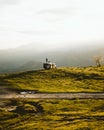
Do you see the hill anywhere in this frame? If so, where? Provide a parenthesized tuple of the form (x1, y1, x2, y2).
(1, 66, 104, 93)
(0, 66, 104, 130)
(0, 43, 104, 73)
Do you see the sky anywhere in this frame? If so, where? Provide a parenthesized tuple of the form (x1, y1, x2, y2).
(0, 0, 104, 50)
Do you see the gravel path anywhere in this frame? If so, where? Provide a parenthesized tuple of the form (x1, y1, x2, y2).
(0, 92, 104, 99)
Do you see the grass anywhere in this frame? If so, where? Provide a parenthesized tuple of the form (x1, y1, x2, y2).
(0, 99, 104, 130)
(0, 66, 104, 129)
(0, 66, 104, 92)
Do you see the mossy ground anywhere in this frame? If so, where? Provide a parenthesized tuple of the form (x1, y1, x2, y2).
(0, 66, 104, 92)
(0, 66, 104, 129)
(0, 99, 104, 130)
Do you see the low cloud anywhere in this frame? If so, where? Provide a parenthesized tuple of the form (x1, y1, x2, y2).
(17, 30, 55, 35)
(0, 0, 20, 6)
(37, 7, 77, 15)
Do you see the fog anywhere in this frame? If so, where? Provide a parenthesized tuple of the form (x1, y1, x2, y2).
(0, 0, 104, 50)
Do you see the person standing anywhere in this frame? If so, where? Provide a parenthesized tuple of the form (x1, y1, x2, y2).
(46, 58, 48, 63)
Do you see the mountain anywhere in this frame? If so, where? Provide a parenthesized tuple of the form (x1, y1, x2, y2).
(15, 61, 43, 72)
(0, 43, 104, 73)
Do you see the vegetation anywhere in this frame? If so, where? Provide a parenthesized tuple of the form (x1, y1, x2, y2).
(0, 99, 104, 130)
(0, 66, 104, 129)
(0, 66, 104, 92)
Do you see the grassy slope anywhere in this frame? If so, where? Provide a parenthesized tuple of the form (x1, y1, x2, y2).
(0, 66, 104, 92)
(0, 66, 104, 129)
(0, 99, 104, 130)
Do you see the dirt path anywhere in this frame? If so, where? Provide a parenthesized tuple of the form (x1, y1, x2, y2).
(0, 93, 104, 99)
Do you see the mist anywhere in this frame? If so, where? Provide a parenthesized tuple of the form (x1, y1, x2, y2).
(0, 0, 104, 50)
(0, 0, 104, 73)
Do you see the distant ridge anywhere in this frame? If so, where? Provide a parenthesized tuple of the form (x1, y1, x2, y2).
(0, 43, 104, 73)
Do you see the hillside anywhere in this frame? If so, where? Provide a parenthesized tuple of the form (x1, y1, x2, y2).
(0, 66, 104, 93)
(0, 66, 104, 130)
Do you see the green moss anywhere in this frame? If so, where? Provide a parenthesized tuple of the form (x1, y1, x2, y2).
(1, 66, 104, 92)
(0, 99, 104, 130)
(0, 66, 104, 129)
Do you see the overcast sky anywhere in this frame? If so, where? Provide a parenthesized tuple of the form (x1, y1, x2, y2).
(0, 0, 104, 50)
